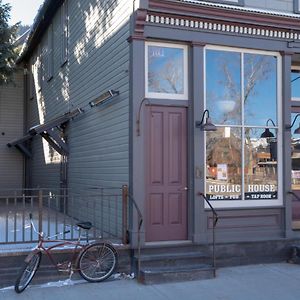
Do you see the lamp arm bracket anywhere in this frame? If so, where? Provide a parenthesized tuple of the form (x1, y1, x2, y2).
(136, 98, 152, 136)
(266, 118, 276, 127)
(199, 109, 209, 126)
(286, 113, 300, 129)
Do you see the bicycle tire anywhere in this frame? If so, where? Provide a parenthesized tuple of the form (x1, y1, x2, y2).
(78, 242, 117, 282)
(14, 252, 42, 293)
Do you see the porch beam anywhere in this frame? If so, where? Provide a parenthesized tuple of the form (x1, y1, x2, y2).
(15, 144, 32, 158)
(40, 132, 68, 155)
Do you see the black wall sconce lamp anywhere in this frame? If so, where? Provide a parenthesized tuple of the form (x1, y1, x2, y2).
(195, 109, 217, 131)
(260, 119, 276, 138)
(89, 90, 119, 107)
(286, 113, 300, 134)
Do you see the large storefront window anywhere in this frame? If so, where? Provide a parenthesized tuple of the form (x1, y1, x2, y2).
(205, 47, 281, 206)
(291, 110, 300, 228)
(291, 69, 300, 101)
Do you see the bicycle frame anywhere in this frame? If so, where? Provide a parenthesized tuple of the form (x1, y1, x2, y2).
(29, 238, 86, 273)
(26, 214, 89, 273)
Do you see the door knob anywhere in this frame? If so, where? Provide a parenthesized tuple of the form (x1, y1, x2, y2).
(178, 187, 188, 191)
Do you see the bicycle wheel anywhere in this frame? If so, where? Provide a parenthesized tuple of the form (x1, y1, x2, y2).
(15, 252, 41, 293)
(78, 242, 117, 282)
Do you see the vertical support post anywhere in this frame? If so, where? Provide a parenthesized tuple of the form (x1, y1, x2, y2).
(192, 42, 207, 243)
(281, 51, 293, 238)
(122, 185, 129, 244)
(38, 189, 43, 241)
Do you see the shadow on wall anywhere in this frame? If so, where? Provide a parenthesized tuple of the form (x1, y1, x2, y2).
(29, 0, 129, 187)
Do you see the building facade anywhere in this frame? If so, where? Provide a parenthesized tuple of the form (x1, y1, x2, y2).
(8, 0, 300, 252)
(0, 70, 25, 191)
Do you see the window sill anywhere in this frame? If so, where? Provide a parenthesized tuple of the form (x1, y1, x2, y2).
(204, 199, 283, 209)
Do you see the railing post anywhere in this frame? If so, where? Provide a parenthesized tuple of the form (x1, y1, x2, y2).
(212, 213, 216, 277)
(122, 185, 128, 244)
(38, 189, 43, 241)
(198, 192, 218, 277)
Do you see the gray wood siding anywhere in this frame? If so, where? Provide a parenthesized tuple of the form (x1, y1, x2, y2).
(26, 0, 131, 192)
(0, 70, 24, 190)
(205, 209, 284, 242)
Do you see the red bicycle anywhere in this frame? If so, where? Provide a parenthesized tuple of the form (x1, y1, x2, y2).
(14, 214, 118, 293)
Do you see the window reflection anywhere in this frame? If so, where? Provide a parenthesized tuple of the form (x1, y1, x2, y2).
(244, 54, 277, 126)
(148, 45, 184, 95)
(206, 50, 241, 125)
(291, 70, 300, 100)
(291, 112, 300, 228)
(291, 113, 300, 188)
(206, 128, 242, 200)
(244, 128, 278, 200)
(205, 48, 279, 202)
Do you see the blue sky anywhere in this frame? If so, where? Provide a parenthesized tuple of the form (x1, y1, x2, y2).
(5, 0, 44, 25)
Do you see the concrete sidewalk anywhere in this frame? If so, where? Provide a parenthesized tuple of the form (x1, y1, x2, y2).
(1, 263, 300, 300)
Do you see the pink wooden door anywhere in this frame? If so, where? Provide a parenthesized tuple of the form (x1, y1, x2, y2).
(145, 106, 187, 242)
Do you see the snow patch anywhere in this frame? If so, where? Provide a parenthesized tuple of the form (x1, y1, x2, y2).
(0, 286, 14, 291)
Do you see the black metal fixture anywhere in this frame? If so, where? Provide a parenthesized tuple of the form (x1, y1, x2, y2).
(260, 119, 276, 138)
(136, 98, 151, 136)
(286, 113, 300, 134)
(89, 90, 119, 107)
(195, 109, 217, 131)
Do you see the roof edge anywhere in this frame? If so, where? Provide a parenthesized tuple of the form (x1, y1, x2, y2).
(17, 0, 64, 64)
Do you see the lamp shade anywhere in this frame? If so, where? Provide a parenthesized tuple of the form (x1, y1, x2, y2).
(294, 123, 300, 134)
(195, 110, 217, 131)
(202, 118, 217, 131)
(260, 128, 274, 138)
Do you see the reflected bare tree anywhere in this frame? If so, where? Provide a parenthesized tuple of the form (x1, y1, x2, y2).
(148, 55, 183, 94)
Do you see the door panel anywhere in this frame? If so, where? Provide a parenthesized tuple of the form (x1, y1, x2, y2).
(145, 106, 187, 241)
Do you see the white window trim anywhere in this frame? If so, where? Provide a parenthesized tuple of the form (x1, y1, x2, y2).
(295, 0, 300, 13)
(292, 65, 300, 101)
(204, 45, 283, 209)
(145, 42, 188, 100)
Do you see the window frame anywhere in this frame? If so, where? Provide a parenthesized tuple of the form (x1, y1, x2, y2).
(47, 23, 54, 81)
(29, 58, 35, 100)
(291, 66, 300, 101)
(204, 45, 283, 208)
(145, 41, 188, 100)
(61, 0, 69, 66)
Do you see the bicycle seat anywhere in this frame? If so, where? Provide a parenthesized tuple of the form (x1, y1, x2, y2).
(76, 221, 92, 230)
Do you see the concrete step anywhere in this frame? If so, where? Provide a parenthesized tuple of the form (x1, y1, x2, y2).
(136, 251, 211, 268)
(139, 264, 215, 284)
(138, 243, 211, 256)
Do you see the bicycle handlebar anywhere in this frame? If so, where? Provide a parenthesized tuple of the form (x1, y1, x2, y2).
(29, 213, 71, 240)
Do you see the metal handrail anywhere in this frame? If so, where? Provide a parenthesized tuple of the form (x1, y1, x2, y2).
(288, 191, 300, 201)
(198, 192, 218, 277)
(127, 192, 143, 281)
